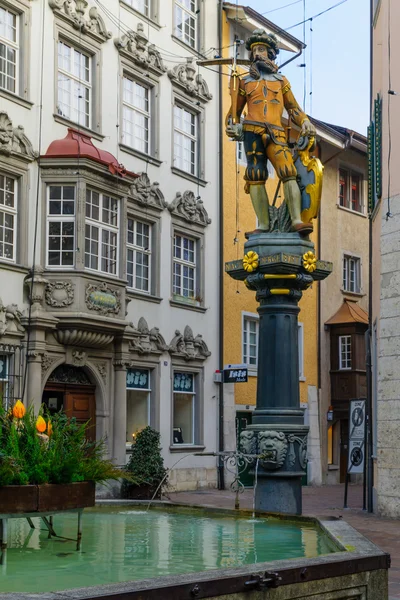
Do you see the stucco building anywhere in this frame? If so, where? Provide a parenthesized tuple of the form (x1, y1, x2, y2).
(0, 0, 222, 490)
(221, 4, 369, 487)
(370, 0, 400, 516)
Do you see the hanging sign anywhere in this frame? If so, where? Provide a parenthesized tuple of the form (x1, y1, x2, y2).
(223, 363, 248, 383)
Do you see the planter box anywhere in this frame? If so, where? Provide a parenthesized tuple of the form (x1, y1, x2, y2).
(0, 482, 95, 514)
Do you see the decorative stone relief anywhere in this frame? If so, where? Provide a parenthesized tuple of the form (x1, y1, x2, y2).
(72, 350, 87, 367)
(95, 361, 107, 382)
(168, 58, 212, 102)
(129, 172, 166, 211)
(239, 430, 257, 459)
(45, 281, 74, 308)
(287, 434, 308, 469)
(129, 317, 168, 356)
(47, 364, 92, 385)
(168, 191, 211, 227)
(41, 353, 59, 376)
(0, 113, 38, 160)
(85, 282, 121, 316)
(48, 0, 111, 43)
(114, 23, 166, 76)
(168, 325, 211, 362)
(0, 300, 24, 337)
(54, 329, 114, 348)
(258, 431, 288, 470)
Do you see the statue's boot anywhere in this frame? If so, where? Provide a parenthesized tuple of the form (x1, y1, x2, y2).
(247, 183, 270, 234)
(283, 178, 313, 235)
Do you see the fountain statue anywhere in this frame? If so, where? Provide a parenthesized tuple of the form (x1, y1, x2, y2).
(203, 29, 331, 515)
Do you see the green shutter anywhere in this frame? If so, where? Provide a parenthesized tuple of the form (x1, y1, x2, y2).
(368, 123, 375, 214)
(374, 95, 382, 200)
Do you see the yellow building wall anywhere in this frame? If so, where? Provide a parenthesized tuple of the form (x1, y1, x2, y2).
(221, 14, 318, 409)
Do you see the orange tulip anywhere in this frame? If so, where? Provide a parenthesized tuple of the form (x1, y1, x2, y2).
(12, 400, 26, 419)
(47, 421, 53, 436)
(36, 415, 47, 433)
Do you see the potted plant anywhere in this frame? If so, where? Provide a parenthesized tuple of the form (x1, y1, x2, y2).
(122, 426, 168, 500)
(0, 401, 131, 513)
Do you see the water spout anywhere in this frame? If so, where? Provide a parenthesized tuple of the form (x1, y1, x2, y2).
(253, 458, 260, 519)
(146, 453, 194, 512)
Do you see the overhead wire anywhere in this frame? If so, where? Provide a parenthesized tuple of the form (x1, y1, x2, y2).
(286, 0, 350, 30)
(261, 0, 304, 15)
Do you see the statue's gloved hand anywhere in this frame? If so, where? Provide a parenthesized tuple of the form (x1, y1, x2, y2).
(226, 123, 244, 141)
(301, 119, 316, 137)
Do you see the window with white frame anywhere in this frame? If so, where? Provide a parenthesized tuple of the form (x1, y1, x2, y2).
(127, 218, 151, 292)
(173, 104, 198, 175)
(0, 173, 17, 262)
(85, 189, 119, 275)
(298, 322, 304, 380)
(173, 233, 196, 298)
(343, 255, 361, 293)
(175, 0, 197, 48)
(57, 40, 91, 128)
(124, 0, 150, 16)
(339, 168, 363, 213)
(122, 76, 151, 154)
(339, 335, 352, 370)
(0, 5, 18, 93)
(173, 371, 195, 445)
(47, 185, 75, 267)
(243, 315, 258, 369)
(126, 367, 151, 446)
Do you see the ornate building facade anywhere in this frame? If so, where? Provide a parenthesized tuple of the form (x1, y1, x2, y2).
(0, 0, 221, 490)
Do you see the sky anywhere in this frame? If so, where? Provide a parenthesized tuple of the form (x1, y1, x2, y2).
(245, 0, 370, 135)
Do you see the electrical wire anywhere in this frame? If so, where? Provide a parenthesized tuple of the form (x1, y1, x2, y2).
(303, 0, 306, 109)
(286, 0, 350, 30)
(261, 0, 304, 15)
(309, 18, 313, 114)
(387, 0, 392, 219)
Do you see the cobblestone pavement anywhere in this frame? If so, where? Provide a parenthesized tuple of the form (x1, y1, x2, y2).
(166, 485, 400, 599)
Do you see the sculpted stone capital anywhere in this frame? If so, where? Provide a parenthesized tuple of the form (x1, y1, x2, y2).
(168, 58, 212, 102)
(114, 22, 166, 76)
(48, 0, 111, 43)
(0, 113, 38, 161)
(129, 172, 166, 211)
(168, 191, 211, 227)
(168, 325, 211, 362)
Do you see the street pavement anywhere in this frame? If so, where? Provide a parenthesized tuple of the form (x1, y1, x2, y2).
(167, 485, 400, 599)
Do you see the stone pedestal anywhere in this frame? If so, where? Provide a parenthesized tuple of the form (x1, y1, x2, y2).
(226, 232, 332, 515)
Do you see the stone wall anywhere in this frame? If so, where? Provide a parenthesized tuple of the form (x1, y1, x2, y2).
(168, 467, 218, 492)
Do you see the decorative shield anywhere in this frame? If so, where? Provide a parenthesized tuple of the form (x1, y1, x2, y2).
(294, 136, 324, 223)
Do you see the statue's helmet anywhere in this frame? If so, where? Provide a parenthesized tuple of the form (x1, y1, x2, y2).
(245, 29, 280, 59)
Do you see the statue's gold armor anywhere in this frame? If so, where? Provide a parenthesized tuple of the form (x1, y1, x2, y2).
(237, 75, 308, 188)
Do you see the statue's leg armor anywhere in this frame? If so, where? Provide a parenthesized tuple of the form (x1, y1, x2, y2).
(243, 128, 269, 230)
(283, 178, 302, 227)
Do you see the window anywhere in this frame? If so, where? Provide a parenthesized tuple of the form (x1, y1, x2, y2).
(243, 316, 258, 369)
(339, 335, 352, 370)
(343, 255, 361, 293)
(126, 368, 151, 446)
(0, 348, 22, 410)
(173, 233, 196, 298)
(122, 76, 151, 154)
(85, 189, 119, 275)
(47, 185, 75, 267)
(127, 218, 151, 292)
(0, 173, 16, 262)
(124, 0, 149, 15)
(175, 0, 197, 48)
(173, 104, 197, 175)
(0, 5, 18, 93)
(57, 40, 91, 128)
(173, 371, 195, 445)
(338, 168, 363, 213)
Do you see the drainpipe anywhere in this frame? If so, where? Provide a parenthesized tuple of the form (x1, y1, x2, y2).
(217, 0, 225, 490)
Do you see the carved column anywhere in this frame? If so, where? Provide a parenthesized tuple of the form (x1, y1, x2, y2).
(26, 353, 43, 411)
(112, 358, 127, 466)
(226, 232, 332, 515)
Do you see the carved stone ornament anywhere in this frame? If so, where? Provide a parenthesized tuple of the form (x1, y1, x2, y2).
(168, 58, 213, 102)
(54, 329, 114, 348)
(0, 112, 38, 161)
(258, 431, 288, 470)
(168, 325, 211, 362)
(114, 22, 166, 77)
(287, 434, 308, 469)
(85, 282, 121, 316)
(95, 361, 107, 382)
(239, 430, 257, 458)
(45, 281, 74, 308)
(47, 364, 92, 385)
(129, 317, 168, 356)
(72, 350, 87, 367)
(41, 353, 59, 376)
(168, 191, 211, 227)
(0, 299, 25, 338)
(129, 172, 166, 211)
(48, 0, 111, 43)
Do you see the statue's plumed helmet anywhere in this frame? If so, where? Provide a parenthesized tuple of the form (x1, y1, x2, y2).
(245, 29, 280, 57)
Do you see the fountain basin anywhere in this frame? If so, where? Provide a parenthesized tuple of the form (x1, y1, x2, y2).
(0, 503, 389, 599)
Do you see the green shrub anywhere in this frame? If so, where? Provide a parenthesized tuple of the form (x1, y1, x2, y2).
(0, 404, 134, 486)
(122, 426, 167, 499)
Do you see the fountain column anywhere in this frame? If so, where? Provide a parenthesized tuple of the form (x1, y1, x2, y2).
(226, 232, 331, 515)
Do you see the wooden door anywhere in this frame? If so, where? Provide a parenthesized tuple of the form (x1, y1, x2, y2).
(64, 391, 96, 442)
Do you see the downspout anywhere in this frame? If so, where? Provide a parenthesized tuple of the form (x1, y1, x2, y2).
(217, 0, 225, 490)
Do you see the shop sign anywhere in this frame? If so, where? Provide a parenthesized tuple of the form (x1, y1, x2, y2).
(173, 372, 194, 393)
(223, 364, 248, 383)
(89, 290, 118, 310)
(126, 368, 150, 390)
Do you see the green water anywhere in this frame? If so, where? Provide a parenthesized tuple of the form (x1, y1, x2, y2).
(0, 506, 337, 593)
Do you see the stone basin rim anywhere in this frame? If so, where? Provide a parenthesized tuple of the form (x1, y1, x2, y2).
(0, 500, 389, 600)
